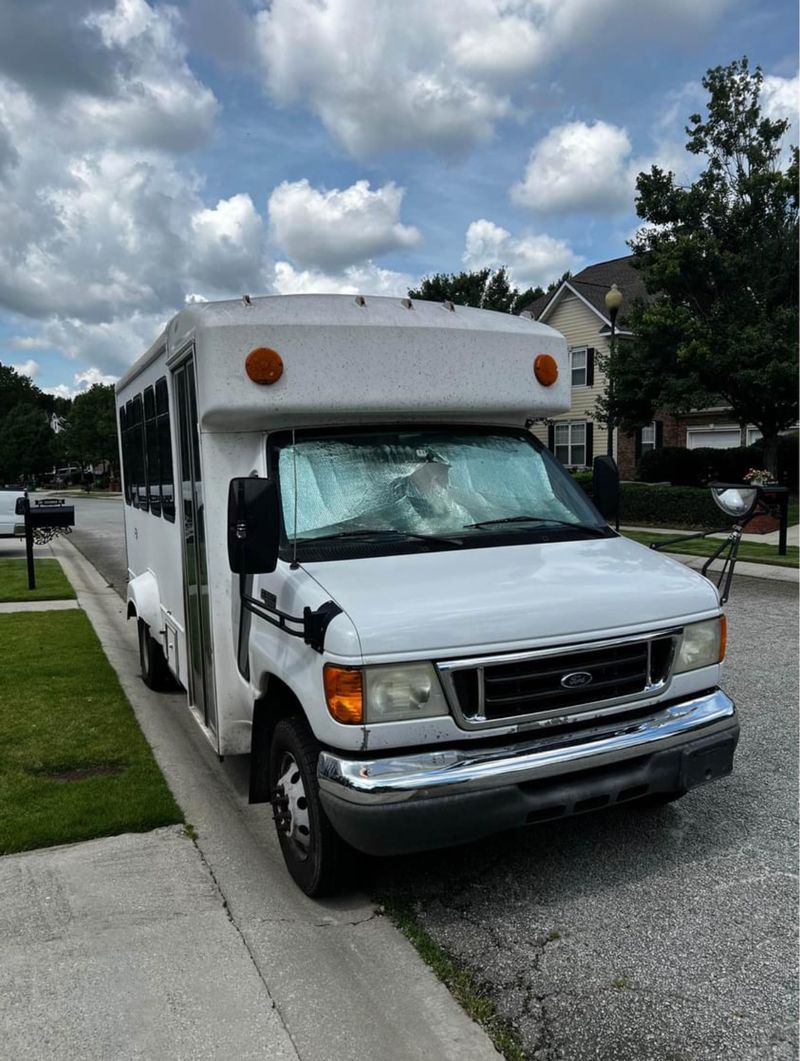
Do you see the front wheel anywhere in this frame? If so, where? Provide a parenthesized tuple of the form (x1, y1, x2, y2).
(269, 715, 346, 896)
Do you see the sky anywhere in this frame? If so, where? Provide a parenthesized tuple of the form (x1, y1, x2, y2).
(0, 0, 797, 398)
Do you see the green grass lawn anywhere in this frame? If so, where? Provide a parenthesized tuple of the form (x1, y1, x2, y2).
(0, 557, 76, 603)
(624, 530, 799, 569)
(0, 610, 182, 854)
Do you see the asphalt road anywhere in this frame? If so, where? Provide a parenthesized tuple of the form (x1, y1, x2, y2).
(67, 495, 798, 1061)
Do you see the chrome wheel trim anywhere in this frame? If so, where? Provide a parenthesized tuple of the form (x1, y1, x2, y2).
(275, 753, 311, 856)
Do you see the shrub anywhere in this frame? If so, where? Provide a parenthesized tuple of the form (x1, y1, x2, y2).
(618, 484, 722, 528)
(638, 447, 704, 486)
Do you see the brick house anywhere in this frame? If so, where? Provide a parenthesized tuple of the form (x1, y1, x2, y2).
(525, 256, 762, 478)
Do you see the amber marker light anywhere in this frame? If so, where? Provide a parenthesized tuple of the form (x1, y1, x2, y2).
(719, 614, 727, 663)
(245, 347, 283, 384)
(323, 665, 364, 724)
(534, 353, 558, 386)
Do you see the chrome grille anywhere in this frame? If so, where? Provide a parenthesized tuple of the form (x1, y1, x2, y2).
(439, 631, 678, 729)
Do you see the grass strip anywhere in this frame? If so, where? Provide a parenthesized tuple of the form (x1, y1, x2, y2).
(0, 557, 76, 602)
(623, 530, 799, 569)
(0, 610, 182, 854)
(382, 897, 526, 1061)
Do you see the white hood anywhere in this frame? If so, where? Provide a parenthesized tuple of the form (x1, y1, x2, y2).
(305, 536, 720, 660)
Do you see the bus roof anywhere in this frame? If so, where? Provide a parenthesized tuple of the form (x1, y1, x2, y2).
(116, 293, 570, 430)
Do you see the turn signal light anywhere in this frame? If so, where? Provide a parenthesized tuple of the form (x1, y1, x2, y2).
(534, 353, 558, 386)
(245, 347, 283, 384)
(323, 665, 363, 724)
(719, 614, 727, 662)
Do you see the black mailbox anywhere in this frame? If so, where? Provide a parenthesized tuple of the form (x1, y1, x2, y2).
(17, 496, 76, 590)
(27, 500, 75, 529)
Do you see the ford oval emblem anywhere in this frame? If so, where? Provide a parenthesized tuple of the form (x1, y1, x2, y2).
(560, 670, 593, 689)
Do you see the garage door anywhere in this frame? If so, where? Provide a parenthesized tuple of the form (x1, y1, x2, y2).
(686, 428, 741, 449)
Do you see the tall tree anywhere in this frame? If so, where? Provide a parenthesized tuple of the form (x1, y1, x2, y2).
(606, 58, 798, 473)
(0, 404, 53, 484)
(62, 384, 118, 480)
(409, 267, 556, 314)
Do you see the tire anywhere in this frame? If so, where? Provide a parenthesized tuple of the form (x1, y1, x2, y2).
(269, 715, 346, 897)
(137, 618, 174, 692)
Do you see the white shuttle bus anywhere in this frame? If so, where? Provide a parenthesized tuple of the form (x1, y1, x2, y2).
(116, 294, 738, 895)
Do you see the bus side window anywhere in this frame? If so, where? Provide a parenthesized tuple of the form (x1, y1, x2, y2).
(120, 405, 131, 506)
(155, 377, 175, 523)
(131, 394, 148, 512)
(144, 386, 161, 517)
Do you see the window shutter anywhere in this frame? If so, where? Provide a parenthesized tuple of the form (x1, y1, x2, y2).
(547, 424, 555, 451)
(655, 420, 664, 449)
(585, 422, 594, 467)
(586, 348, 595, 387)
(634, 428, 642, 462)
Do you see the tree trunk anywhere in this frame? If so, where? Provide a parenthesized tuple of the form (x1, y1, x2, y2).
(761, 434, 780, 479)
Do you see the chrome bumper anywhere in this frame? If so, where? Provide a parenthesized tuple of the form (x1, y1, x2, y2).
(318, 689, 736, 807)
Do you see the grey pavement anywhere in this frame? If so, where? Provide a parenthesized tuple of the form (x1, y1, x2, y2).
(35, 534, 498, 1061)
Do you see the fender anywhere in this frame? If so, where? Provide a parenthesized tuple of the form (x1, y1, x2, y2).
(127, 570, 162, 635)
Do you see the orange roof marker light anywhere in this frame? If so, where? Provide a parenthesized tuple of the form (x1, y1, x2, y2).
(245, 347, 284, 385)
(534, 353, 558, 387)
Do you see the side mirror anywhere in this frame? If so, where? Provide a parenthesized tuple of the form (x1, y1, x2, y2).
(227, 477, 280, 575)
(592, 455, 620, 524)
(15, 497, 27, 516)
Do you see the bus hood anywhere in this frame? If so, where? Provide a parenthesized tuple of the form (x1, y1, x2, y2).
(306, 536, 720, 661)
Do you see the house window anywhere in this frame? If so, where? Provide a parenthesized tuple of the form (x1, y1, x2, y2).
(571, 348, 587, 387)
(640, 422, 657, 453)
(555, 422, 586, 466)
(746, 426, 763, 446)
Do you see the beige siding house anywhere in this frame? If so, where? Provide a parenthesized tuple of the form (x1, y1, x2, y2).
(526, 256, 646, 468)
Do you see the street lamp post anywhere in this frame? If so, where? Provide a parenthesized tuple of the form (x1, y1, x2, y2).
(604, 283, 623, 459)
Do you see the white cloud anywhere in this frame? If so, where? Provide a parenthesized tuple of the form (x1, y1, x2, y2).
(463, 219, 579, 288)
(273, 261, 415, 297)
(43, 367, 119, 400)
(10, 358, 39, 379)
(761, 72, 799, 145)
(252, 0, 738, 158)
(511, 120, 636, 215)
(268, 179, 420, 270)
(7, 335, 50, 351)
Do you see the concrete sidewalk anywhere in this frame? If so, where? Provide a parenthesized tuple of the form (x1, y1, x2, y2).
(0, 538, 499, 1061)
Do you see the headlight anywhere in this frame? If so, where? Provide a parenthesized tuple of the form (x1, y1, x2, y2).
(323, 662, 450, 724)
(365, 663, 449, 723)
(673, 616, 726, 674)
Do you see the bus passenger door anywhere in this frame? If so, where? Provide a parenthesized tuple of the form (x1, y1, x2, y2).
(174, 358, 218, 736)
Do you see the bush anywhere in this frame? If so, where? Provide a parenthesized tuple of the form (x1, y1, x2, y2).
(574, 477, 723, 528)
(638, 447, 704, 486)
(749, 433, 798, 492)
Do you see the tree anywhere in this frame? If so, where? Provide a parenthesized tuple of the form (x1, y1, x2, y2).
(408, 267, 564, 314)
(62, 384, 118, 481)
(0, 404, 54, 484)
(606, 58, 798, 474)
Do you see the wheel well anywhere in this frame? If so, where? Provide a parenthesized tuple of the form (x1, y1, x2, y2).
(249, 676, 304, 804)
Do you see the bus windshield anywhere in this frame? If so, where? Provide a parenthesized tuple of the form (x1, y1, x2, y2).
(275, 428, 606, 551)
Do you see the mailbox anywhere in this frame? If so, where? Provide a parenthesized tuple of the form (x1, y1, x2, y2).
(16, 496, 76, 590)
(27, 499, 75, 529)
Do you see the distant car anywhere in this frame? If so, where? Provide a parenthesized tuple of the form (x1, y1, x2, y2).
(0, 490, 26, 537)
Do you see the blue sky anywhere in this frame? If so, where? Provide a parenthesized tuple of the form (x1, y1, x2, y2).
(0, 0, 796, 397)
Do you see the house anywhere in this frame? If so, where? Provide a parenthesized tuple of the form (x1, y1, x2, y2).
(526, 256, 762, 477)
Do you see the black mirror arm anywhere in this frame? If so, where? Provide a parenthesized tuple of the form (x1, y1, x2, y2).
(241, 592, 342, 653)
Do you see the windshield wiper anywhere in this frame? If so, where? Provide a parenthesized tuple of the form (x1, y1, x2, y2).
(297, 529, 464, 548)
(463, 515, 607, 536)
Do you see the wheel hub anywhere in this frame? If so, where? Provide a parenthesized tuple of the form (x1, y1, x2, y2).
(273, 755, 310, 853)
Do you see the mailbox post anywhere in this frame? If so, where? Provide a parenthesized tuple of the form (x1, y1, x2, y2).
(15, 496, 76, 589)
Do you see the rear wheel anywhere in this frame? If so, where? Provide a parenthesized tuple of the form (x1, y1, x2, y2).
(269, 715, 345, 897)
(137, 618, 174, 691)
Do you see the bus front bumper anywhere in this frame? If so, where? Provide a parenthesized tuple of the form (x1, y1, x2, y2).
(317, 689, 738, 856)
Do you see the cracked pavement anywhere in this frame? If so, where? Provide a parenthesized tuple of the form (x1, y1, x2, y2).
(370, 576, 799, 1060)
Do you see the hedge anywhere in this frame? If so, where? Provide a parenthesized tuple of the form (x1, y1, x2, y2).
(572, 474, 724, 528)
(638, 435, 798, 491)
